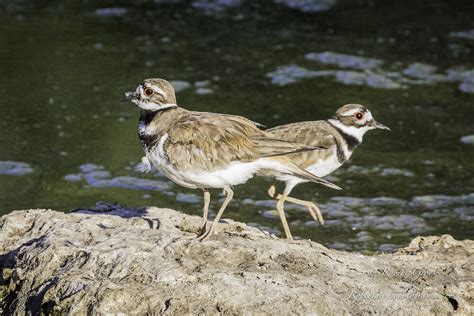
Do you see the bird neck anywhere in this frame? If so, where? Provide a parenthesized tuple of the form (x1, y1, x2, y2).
(327, 119, 362, 153)
(138, 107, 185, 151)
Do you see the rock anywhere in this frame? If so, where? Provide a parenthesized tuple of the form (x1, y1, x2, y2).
(0, 161, 34, 176)
(1, 205, 472, 314)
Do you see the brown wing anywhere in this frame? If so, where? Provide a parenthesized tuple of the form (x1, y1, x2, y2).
(266, 121, 337, 169)
(164, 113, 322, 171)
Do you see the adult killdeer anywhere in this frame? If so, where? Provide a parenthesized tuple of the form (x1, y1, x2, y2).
(265, 104, 390, 239)
(124, 78, 341, 240)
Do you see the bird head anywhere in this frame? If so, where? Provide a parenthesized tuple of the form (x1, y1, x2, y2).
(124, 78, 177, 111)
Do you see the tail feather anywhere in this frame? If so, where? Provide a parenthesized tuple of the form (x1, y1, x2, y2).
(253, 137, 326, 158)
(282, 162, 342, 191)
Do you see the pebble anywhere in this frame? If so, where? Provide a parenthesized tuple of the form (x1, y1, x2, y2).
(378, 244, 399, 253)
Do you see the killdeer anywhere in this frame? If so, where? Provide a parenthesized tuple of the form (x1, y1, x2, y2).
(124, 78, 341, 240)
(265, 104, 390, 239)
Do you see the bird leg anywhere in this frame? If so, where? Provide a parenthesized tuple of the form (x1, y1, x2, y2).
(198, 186, 234, 241)
(276, 194, 293, 240)
(200, 189, 211, 233)
(267, 182, 277, 198)
(276, 194, 324, 225)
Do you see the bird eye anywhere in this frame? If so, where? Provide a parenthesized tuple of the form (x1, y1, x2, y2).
(355, 112, 364, 120)
(144, 88, 154, 96)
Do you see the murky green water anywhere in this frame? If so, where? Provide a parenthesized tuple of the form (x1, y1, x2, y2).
(1, 0, 473, 252)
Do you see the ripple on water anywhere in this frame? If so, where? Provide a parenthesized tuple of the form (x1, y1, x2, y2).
(267, 51, 474, 93)
(460, 135, 474, 145)
(305, 51, 383, 69)
(449, 29, 474, 41)
(191, 0, 241, 13)
(0, 161, 34, 176)
(275, 0, 336, 13)
(64, 164, 172, 192)
(176, 193, 201, 204)
(95, 8, 127, 17)
(410, 193, 474, 209)
(170, 80, 192, 93)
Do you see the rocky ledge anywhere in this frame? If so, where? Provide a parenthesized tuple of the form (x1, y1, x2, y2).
(0, 204, 473, 314)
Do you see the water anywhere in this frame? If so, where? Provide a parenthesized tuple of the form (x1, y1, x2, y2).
(1, 0, 473, 253)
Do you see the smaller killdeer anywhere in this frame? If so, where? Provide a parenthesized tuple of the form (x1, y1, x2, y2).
(124, 78, 341, 240)
(265, 104, 390, 239)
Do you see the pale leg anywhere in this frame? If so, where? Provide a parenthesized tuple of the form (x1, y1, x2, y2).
(276, 193, 293, 240)
(276, 181, 324, 225)
(276, 194, 324, 225)
(198, 186, 234, 241)
(267, 182, 278, 198)
(201, 189, 211, 232)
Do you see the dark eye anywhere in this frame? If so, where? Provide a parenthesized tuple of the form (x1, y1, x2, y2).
(355, 112, 363, 120)
(144, 88, 154, 96)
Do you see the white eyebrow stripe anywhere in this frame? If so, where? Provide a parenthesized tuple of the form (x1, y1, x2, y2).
(342, 108, 363, 116)
(148, 85, 167, 97)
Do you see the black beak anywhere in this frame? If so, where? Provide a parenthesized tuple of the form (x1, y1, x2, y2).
(120, 91, 138, 102)
(369, 120, 391, 131)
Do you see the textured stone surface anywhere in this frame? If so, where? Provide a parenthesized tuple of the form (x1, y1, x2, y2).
(1, 205, 473, 314)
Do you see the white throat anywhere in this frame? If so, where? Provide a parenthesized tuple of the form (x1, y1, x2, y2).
(328, 119, 370, 142)
(133, 99, 177, 111)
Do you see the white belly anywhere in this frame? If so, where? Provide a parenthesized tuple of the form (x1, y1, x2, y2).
(306, 153, 343, 177)
(146, 134, 293, 189)
(273, 147, 344, 184)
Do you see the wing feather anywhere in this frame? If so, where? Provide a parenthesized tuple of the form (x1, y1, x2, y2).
(163, 112, 322, 171)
